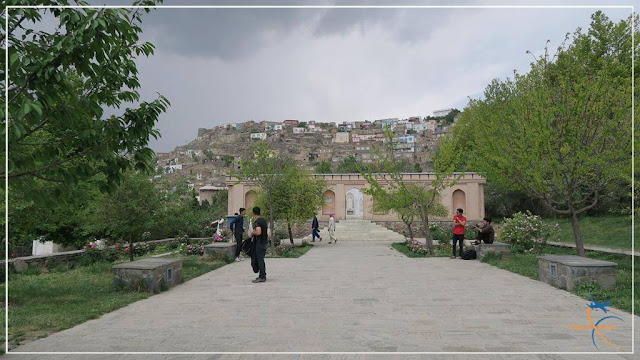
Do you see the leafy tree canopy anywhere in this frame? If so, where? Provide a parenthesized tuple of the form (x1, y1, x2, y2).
(454, 11, 637, 255)
(4, 0, 169, 201)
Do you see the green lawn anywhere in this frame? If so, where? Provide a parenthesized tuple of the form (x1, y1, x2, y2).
(0, 256, 227, 350)
(481, 245, 639, 315)
(266, 243, 314, 258)
(543, 215, 637, 251)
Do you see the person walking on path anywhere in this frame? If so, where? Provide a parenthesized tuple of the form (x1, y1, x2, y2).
(229, 208, 246, 262)
(328, 214, 336, 244)
(311, 214, 322, 242)
(215, 215, 225, 236)
(250, 207, 268, 283)
(451, 208, 466, 259)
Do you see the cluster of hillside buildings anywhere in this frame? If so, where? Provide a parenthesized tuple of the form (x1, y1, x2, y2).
(154, 109, 461, 199)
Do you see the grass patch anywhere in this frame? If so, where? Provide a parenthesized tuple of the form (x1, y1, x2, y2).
(266, 243, 314, 258)
(391, 241, 453, 258)
(481, 244, 639, 315)
(0, 255, 226, 350)
(543, 215, 637, 251)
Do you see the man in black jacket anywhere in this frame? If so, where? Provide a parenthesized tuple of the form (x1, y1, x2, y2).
(229, 208, 246, 262)
(250, 207, 268, 283)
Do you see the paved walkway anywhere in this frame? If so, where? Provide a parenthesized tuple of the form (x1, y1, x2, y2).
(6, 222, 638, 359)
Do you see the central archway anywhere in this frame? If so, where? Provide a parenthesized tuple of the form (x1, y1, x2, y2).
(345, 188, 364, 220)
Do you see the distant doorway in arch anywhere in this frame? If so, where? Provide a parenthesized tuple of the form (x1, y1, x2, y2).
(345, 188, 364, 220)
(245, 190, 257, 211)
(322, 190, 336, 215)
(452, 189, 466, 215)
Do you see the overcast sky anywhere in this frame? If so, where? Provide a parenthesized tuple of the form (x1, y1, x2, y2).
(101, 1, 633, 152)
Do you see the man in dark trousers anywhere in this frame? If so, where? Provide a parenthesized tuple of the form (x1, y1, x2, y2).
(250, 206, 268, 283)
(311, 214, 322, 242)
(473, 217, 495, 245)
(451, 208, 466, 259)
(229, 208, 246, 262)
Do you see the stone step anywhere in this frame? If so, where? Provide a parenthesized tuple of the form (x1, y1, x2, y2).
(299, 220, 407, 242)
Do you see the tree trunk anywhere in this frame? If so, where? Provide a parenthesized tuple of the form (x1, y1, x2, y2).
(420, 207, 434, 255)
(406, 221, 414, 240)
(287, 221, 293, 244)
(129, 238, 134, 262)
(569, 210, 586, 256)
(401, 214, 414, 240)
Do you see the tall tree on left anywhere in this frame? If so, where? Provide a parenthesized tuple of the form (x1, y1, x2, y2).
(2, 0, 170, 199)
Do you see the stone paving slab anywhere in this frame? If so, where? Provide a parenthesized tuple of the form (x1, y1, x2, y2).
(6, 240, 638, 359)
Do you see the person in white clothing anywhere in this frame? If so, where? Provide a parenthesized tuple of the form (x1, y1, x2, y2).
(216, 215, 225, 236)
(328, 214, 337, 244)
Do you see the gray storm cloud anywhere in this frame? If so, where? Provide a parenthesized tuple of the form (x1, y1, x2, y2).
(71, 1, 633, 152)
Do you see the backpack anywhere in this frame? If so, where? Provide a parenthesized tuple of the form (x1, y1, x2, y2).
(460, 249, 477, 260)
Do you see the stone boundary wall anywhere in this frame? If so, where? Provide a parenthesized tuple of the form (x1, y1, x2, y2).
(0, 237, 212, 274)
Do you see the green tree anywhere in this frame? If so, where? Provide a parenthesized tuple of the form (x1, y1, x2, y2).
(4, 1, 169, 199)
(413, 162, 423, 173)
(256, 166, 326, 244)
(236, 143, 292, 244)
(370, 186, 420, 240)
(88, 172, 160, 261)
(363, 128, 458, 254)
(203, 149, 214, 161)
(336, 156, 360, 173)
(456, 12, 636, 256)
(440, 109, 461, 126)
(222, 155, 235, 167)
(316, 160, 332, 174)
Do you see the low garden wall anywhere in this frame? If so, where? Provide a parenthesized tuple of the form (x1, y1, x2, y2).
(1, 237, 212, 279)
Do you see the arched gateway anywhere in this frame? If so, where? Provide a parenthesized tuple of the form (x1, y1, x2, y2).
(226, 172, 486, 221)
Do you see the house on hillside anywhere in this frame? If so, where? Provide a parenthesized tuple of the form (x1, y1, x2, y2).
(334, 132, 350, 144)
(284, 120, 299, 127)
(251, 132, 267, 140)
(433, 108, 454, 117)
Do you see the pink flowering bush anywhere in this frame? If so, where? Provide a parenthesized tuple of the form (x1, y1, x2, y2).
(178, 242, 205, 256)
(500, 211, 559, 253)
(406, 240, 430, 255)
(212, 235, 225, 243)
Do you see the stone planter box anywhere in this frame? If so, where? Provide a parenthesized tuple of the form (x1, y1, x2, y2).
(477, 242, 511, 260)
(204, 242, 236, 260)
(537, 255, 617, 291)
(113, 258, 183, 293)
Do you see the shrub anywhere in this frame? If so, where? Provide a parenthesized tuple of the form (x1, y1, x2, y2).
(405, 240, 430, 255)
(273, 244, 295, 257)
(133, 242, 155, 256)
(178, 239, 206, 256)
(500, 211, 559, 253)
(82, 246, 120, 264)
(212, 234, 227, 242)
(274, 229, 288, 241)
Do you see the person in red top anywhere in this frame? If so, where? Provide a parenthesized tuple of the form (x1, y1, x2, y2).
(451, 208, 467, 259)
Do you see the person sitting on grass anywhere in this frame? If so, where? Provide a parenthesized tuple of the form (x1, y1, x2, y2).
(473, 217, 494, 245)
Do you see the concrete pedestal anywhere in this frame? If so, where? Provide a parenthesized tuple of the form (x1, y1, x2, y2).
(537, 255, 617, 291)
(113, 258, 183, 293)
(204, 242, 236, 260)
(477, 242, 511, 260)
